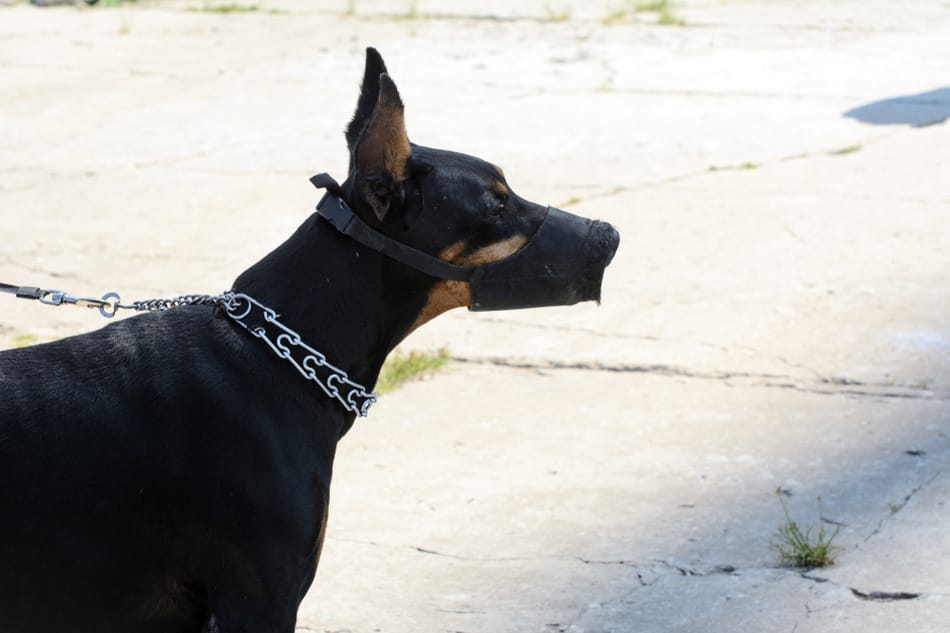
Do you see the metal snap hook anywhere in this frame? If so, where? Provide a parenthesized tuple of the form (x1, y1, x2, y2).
(37, 290, 67, 306)
(98, 292, 121, 318)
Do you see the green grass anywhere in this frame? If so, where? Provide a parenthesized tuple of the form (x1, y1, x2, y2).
(657, 5, 684, 26)
(770, 491, 843, 568)
(189, 3, 261, 13)
(604, 0, 682, 26)
(389, 0, 424, 21)
(832, 143, 862, 155)
(601, 8, 628, 25)
(542, 2, 571, 22)
(376, 347, 451, 393)
(11, 333, 40, 348)
(708, 161, 759, 172)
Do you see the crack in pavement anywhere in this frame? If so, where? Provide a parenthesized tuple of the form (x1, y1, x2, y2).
(327, 536, 546, 563)
(574, 561, 928, 607)
(574, 127, 906, 204)
(850, 588, 921, 602)
(468, 316, 766, 354)
(329, 537, 735, 581)
(451, 355, 944, 401)
(466, 316, 836, 382)
(865, 470, 943, 542)
(322, 536, 932, 626)
(798, 570, 924, 604)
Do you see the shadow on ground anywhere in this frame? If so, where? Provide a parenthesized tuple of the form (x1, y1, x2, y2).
(844, 87, 950, 127)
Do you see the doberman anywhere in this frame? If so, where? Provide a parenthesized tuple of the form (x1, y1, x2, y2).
(0, 49, 619, 633)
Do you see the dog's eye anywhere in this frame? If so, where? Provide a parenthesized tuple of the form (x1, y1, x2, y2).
(487, 198, 506, 219)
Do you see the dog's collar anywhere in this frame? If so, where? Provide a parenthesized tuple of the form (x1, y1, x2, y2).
(311, 173, 477, 282)
(222, 292, 376, 416)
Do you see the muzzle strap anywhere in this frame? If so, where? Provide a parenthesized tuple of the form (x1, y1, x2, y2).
(310, 172, 613, 313)
(312, 174, 476, 282)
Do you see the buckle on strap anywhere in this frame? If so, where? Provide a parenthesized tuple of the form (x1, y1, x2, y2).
(315, 191, 356, 233)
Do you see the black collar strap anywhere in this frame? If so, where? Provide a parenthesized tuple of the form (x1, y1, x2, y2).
(311, 173, 476, 282)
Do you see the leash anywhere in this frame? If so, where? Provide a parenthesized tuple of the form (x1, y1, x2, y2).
(0, 282, 376, 416)
(0, 282, 124, 318)
(0, 282, 226, 319)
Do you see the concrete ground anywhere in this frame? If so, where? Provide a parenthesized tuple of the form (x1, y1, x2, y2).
(2, 0, 949, 631)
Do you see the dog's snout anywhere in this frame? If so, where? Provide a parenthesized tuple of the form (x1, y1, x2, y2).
(591, 220, 620, 267)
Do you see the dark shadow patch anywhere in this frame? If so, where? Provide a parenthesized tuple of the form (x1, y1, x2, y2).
(844, 87, 950, 127)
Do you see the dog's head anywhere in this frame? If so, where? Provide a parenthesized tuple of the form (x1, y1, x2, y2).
(336, 48, 620, 330)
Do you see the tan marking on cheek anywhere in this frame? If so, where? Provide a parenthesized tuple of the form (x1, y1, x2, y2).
(457, 235, 527, 265)
(407, 279, 472, 335)
(407, 240, 474, 334)
(404, 235, 527, 336)
(438, 240, 467, 263)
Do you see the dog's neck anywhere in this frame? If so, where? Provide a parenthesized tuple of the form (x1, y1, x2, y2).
(231, 213, 433, 420)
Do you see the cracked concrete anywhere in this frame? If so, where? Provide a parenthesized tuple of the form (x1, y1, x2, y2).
(2, 0, 950, 631)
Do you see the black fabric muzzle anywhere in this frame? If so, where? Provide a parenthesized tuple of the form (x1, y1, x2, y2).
(311, 173, 618, 311)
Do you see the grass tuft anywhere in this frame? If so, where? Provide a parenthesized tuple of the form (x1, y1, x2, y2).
(390, 0, 425, 21)
(601, 8, 628, 25)
(708, 161, 760, 172)
(376, 347, 450, 393)
(603, 1, 682, 25)
(12, 333, 40, 348)
(832, 144, 862, 156)
(189, 3, 261, 13)
(542, 2, 571, 22)
(657, 5, 684, 26)
(770, 490, 843, 568)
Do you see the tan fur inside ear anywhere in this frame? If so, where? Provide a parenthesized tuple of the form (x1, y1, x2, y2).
(357, 77, 410, 182)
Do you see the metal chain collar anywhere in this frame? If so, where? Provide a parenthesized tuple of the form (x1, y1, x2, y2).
(220, 292, 376, 416)
(1, 284, 376, 417)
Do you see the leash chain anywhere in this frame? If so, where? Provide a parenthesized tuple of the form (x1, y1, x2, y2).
(1, 283, 376, 417)
(124, 294, 230, 313)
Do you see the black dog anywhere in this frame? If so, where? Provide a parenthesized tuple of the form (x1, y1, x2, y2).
(0, 49, 619, 633)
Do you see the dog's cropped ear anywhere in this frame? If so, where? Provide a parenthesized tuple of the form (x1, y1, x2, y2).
(345, 47, 388, 151)
(351, 73, 411, 223)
